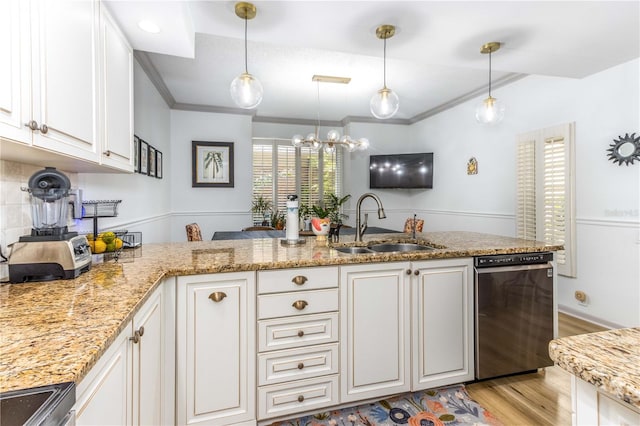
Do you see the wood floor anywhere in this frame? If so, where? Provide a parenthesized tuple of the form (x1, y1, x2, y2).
(466, 312, 608, 426)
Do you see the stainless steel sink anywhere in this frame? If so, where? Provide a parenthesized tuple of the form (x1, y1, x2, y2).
(367, 243, 435, 252)
(335, 246, 375, 254)
(0, 382, 75, 426)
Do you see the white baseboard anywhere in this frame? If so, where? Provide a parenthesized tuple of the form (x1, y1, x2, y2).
(558, 304, 624, 330)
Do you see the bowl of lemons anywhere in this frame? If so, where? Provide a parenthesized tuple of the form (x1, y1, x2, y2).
(86, 231, 125, 254)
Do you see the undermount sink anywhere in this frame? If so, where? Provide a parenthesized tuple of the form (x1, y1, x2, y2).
(367, 243, 435, 253)
(335, 246, 375, 254)
(334, 241, 437, 255)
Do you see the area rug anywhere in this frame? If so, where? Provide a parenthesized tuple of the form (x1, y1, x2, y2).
(268, 385, 503, 426)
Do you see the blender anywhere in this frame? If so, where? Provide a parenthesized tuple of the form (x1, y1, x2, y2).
(8, 167, 91, 283)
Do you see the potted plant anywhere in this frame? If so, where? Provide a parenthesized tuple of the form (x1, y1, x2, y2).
(270, 209, 285, 230)
(326, 193, 351, 225)
(299, 203, 312, 231)
(310, 205, 331, 240)
(251, 195, 272, 226)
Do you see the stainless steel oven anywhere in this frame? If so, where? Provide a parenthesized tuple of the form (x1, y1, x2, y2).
(474, 252, 554, 380)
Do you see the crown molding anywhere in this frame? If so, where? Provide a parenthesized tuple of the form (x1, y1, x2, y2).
(252, 116, 343, 127)
(134, 51, 176, 108)
(173, 102, 256, 116)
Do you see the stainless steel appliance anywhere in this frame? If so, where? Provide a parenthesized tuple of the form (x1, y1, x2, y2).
(8, 167, 91, 283)
(474, 252, 554, 380)
(0, 382, 75, 426)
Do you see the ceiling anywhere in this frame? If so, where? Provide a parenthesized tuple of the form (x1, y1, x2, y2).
(104, 1, 640, 124)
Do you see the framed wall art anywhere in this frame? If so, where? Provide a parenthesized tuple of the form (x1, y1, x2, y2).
(192, 141, 234, 187)
(139, 140, 149, 174)
(156, 150, 163, 179)
(149, 146, 156, 177)
(133, 135, 140, 173)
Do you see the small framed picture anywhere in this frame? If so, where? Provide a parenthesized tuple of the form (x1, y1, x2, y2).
(133, 135, 140, 173)
(139, 140, 149, 174)
(155, 150, 163, 179)
(149, 146, 156, 177)
(192, 141, 234, 187)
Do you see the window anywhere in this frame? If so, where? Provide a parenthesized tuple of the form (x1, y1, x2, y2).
(252, 139, 343, 224)
(516, 123, 576, 277)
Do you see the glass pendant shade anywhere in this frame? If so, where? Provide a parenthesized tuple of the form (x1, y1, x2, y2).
(370, 87, 399, 119)
(230, 72, 263, 109)
(475, 96, 505, 125)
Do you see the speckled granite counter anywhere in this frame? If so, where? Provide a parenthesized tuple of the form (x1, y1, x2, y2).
(549, 328, 640, 409)
(0, 231, 560, 393)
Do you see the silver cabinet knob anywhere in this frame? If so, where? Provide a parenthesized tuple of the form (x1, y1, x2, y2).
(40, 124, 48, 134)
(25, 120, 39, 131)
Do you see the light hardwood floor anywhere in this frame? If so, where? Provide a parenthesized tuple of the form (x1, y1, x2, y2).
(466, 312, 608, 426)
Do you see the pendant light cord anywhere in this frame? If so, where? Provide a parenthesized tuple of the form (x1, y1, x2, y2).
(383, 37, 387, 88)
(488, 50, 492, 97)
(244, 16, 248, 73)
(316, 81, 321, 138)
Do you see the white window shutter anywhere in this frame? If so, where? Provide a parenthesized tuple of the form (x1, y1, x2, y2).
(516, 132, 537, 241)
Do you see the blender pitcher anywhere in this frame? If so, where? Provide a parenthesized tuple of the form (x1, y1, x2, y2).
(27, 167, 72, 236)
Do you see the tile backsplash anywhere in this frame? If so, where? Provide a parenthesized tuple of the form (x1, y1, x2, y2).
(0, 160, 78, 280)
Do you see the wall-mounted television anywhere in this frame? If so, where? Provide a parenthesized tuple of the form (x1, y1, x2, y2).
(369, 153, 433, 189)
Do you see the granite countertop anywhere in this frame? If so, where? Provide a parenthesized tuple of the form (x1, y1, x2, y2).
(549, 328, 640, 409)
(0, 231, 560, 393)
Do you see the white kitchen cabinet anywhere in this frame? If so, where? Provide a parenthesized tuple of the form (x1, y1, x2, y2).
(75, 283, 168, 426)
(176, 272, 256, 425)
(99, 3, 134, 172)
(0, 0, 134, 173)
(256, 267, 340, 420)
(573, 376, 640, 426)
(411, 258, 474, 389)
(340, 262, 411, 403)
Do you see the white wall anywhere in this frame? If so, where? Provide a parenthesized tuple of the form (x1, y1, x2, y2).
(76, 60, 172, 243)
(169, 110, 253, 241)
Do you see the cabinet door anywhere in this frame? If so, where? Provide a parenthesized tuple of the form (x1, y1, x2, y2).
(75, 325, 132, 426)
(340, 262, 411, 403)
(177, 272, 256, 425)
(132, 286, 163, 426)
(0, 0, 31, 144)
(100, 4, 133, 172)
(30, 0, 100, 162)
(411, 258, 474, 389)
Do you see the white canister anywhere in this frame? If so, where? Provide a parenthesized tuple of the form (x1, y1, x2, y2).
(286, 195, 299, 242)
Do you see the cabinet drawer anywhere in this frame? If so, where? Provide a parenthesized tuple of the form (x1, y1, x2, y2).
(258, 267, 338, 294)
(258, 312, 338, 352)
(258, 289, 338, 320)
(258, 343, 338, 386)
(257, 375, 339, 420)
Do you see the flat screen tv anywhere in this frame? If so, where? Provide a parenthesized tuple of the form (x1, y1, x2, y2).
(369, 153, 433, 189)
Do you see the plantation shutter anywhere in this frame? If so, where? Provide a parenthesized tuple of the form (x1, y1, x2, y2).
(275, 143, 296, 215)
(252, 142, 273, 224)
(516, 134, 537, 241)
(542, 124, 576, 277)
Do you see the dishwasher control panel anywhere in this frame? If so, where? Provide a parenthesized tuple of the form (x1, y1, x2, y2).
(474, 252, 553, 267)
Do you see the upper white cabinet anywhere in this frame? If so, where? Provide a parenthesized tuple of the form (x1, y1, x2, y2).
(100, 3, 134, 172)
(0, 0, 134, 173)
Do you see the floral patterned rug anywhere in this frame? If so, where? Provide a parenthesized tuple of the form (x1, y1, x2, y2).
(268, 385, 503, 426)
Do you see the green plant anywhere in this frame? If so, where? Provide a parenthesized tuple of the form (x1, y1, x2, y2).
(311, 205, 331, 219)
(326, 193, 351, 224)
(298, 203, 311, 219)
(270, 209, 285, 229)
(251, 195, 272, 225)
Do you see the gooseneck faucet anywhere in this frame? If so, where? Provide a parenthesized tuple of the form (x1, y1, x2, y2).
(355, 193, 387, 241)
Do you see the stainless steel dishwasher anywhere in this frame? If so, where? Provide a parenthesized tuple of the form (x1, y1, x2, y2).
(474, 252, 554, 380)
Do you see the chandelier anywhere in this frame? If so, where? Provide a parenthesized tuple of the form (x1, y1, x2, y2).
(291, 75, 369, 154)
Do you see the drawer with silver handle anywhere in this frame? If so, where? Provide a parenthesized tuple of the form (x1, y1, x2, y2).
(258, 288, 338, 320)
(258, 267, 338, 294)
(258, 343, 338, 386)
(257, 375, 339, 420)
(258, 312, 338, 352)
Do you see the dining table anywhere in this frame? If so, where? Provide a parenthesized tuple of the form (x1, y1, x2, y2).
(211, 226, 399, 240)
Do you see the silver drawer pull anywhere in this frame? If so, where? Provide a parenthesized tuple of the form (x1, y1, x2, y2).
(292, 275, 308, 285)
(292, 300, 308, 310)
(297, 330, 305, 337)
(297, 395, 304, 403)
(297, 362, 304, 370)
(209, 292, 227, 302)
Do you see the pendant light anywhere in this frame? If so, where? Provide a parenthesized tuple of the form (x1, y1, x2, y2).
(370, 25, 399, 119)
(230, 2, 263, 109)
(475, 42, 505, 125)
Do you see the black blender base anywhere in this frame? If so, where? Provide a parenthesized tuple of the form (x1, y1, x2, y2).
(8, 263, 91, 283)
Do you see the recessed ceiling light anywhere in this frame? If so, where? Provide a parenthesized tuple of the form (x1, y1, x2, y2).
(138, 20, 161, 34)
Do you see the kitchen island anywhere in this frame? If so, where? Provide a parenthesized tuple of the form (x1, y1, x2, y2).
(549, 328, 640, 423)
(0, 231, 561, 424)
